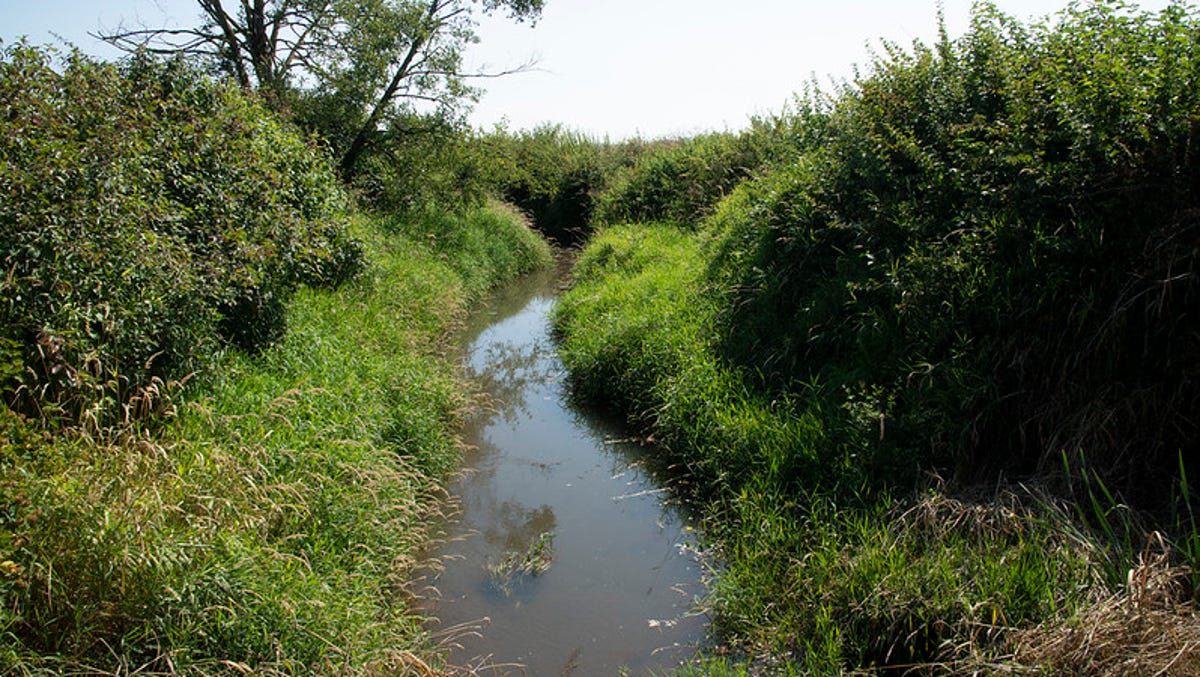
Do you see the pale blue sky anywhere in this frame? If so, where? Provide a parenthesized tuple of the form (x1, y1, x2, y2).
(2, 0, 1180, 139)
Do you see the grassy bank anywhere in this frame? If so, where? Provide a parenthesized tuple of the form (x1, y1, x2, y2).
(1, 44, 553, 671)
(556, 223, 1127, 673)
(1, 203, 551, 673)
(552, 3, 1200, 673)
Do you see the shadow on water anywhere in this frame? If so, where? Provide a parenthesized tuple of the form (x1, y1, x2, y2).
(419, 256, 709, 675)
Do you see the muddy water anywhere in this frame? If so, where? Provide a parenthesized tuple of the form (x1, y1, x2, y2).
(421, 261, 708, 675)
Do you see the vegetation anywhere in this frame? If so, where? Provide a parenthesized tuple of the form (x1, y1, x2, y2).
(0, 43, 551, 673)
(1, 45, 361, 429)
(552, 2, 1200, 673)
(478, 124, 643, 244)
(7, 0, 1200, 673)
(591, 130, 771, 229)
(475, 122, 802, 244)
(98, 0, 546, 176)
(485, 530, 555, 596)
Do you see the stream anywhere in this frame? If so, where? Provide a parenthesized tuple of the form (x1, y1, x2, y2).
(419, 260, 709, 675)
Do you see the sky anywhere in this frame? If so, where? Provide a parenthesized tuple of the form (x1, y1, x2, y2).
(1, 0, 1180, 140)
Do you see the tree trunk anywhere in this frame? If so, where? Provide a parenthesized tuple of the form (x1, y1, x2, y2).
(339, 0, 441, 177)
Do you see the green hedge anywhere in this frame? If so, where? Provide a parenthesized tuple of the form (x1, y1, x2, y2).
(480, 125, 643, 244)
(592, 132, 766, 229)
(0, 46, 361, 428)
(706, 1, 1200, 497)
(554, 3, 1200, 670)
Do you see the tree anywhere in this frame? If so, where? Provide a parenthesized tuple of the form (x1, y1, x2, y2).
(98, 0, 544, 175)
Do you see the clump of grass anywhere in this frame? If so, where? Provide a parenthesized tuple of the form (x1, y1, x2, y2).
(485, 531, 555, 597)
(1007, 534, 1200, 676)
(385, 199, 553, 301)
(695, 484, 1107, 673)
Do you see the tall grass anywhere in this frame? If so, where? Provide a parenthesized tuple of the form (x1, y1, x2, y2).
(0, 204, 551, 673)
(554, 224, 1109, 673)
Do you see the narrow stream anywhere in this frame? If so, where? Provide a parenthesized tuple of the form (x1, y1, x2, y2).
(420, 261, 709, 675)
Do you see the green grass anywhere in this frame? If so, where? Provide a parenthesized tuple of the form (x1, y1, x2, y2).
(0, 202, 551, 674)
(553, 222, 1121, 674)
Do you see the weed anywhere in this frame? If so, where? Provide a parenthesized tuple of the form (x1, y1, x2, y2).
(485, 531, 555, 597)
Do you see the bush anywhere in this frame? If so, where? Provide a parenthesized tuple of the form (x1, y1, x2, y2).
(346, 113, 496, 216)
(480, 125, 643, 244)
(0, 45, 360, 427)
(592, 131, 768, 228)
(706, 1, 1200, 498)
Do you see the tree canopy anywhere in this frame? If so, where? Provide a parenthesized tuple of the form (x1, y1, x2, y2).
(99, 0, 545, 174)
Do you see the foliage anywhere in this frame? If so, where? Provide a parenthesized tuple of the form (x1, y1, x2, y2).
(552, 1, 1200, 673)
(555, 223, 845, 497)
(0, 45, 360, 429)
(348, 113, 494, 214)
(479, 124, 646, 244)
(474, 122, 812, 244)
(706, 0, 1200, 499)
(99, 0, 546, 175)
(591, 131, 776, 229)
(0, 203, 551, 673)
(337, 121, 637, 230)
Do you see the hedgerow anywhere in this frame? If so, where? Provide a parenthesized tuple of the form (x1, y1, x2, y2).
(592, 132, 766, 229)
(554, 1, 1200, 672)
(480, 124, 644, 244)
(707, 0, 1200, 500)
(0, 45, 361, 429)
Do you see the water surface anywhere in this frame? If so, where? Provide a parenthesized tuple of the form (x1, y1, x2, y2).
(421, 262, 708, 675)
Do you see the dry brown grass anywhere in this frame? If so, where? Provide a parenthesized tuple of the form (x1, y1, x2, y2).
(883, 487, 1200, 676)
(898, 487, 1040, 546)
(1007, 533, 1200, 676)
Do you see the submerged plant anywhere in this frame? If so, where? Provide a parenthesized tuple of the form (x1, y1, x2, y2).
(486, 531, 556, 596)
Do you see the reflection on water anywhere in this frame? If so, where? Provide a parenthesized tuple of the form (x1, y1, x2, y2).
(421, 260, 708, 675)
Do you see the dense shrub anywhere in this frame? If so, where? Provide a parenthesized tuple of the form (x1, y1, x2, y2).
(345, 113, 497, 215)
(480, 125, 643, 244)
(0, 45, 360, 427)
(592, 130, 776, 228)
(707, 1, 1200, 499)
